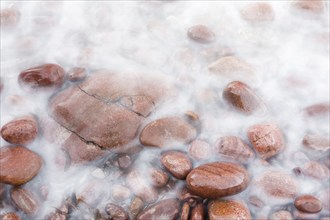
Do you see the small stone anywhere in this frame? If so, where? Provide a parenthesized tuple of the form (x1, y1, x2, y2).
(148, 168, 169, 188)
(293, 0, 325, 14)
(0, 8, 21, 27)
(188, 139, 211, 160)
(136, 199, 180, 220)
(0, 146, 43, 185)
(111, 185, 131, 202)
(303, 134, 330, 151)
(304, 103, 330, 117)
(247, 123, 285, 159)
(186, 162, 250, 198)
(1, 116, 38, 145)
(240, 3, 275, 22)
(105, 203, 128, 220)
(223, 81, 266, 115)
(161, 151, 192, 179)
(129, 197, 144, 217)
(76, 180, 105, 206)
(10, 188, 39, 215)
(18, 63, 65, 91)
(190, 203, 205, 220)
(302, 161, 330, 180)
(140, 117, 197, 147)
(67, 67, 87, 82)
(208, 200, 251, 220)
(180, 202, 190, 220)
(269, 210, 293, 220)
(294, 195, 322, 213)
(117, 154, 132, 169)
(214, 136, 255, 163)
(187, 24, 215, 43)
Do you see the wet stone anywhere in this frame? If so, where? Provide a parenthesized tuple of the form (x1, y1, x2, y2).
(186, 162, 249, 198)
(105, 203, 128, 220)
(136, 199, 180, 220)
(148, 167, 169, 188)
(223, 81, 266, 115)
(67, 67, 87, 82)
(208, 200, 251, 220)
(294, 195, 322, 213)
(187, 24, 215, 43)
(188, 139, 211, 161)
(10, 188, 39, 215)
(161, 151, 192, 179)
(214, 136, 254, 163)
(247, 123, 285, 159)
(304, 103, 330, 117)
(180, 202, 190, 220)
(129, 197, 144, 218)
(269, 210, 293, 220)
(117, 154, 132, 169)
(18, 64, 65, 91)
(140, 117, 197, 147)
(111, 185, 131, 202)
(0, 146, 43, 185)
(1, 115, 38, 145)
(190, 203, 205, 220)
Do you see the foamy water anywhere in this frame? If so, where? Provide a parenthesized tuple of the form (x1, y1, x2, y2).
(1, 1, 329, 219)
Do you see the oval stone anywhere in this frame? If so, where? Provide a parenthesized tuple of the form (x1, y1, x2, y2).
(240, 3, 275, 22)
(0, 146, 43, 185)
(294, 195, 322, 213)
(186, 162, 249, 198)
(161, 151, 192, 179)
(1, 116, 38, 145)
(137, 199, 180, 220)
(18, 64, 65, 90)
(10, 188, 39, 215)
(187, 24, 215, 43)
(208, 200, 251, 220)
(140, 117, 197, 147)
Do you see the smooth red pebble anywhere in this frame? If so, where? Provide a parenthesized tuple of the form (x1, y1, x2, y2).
(1, 116, 38, 145)
(186, 162, 249, 198)
(304, 103, 330, 117)
(67, 67, 87, 82)
(214, 136, 254, 163)
(301, 161, 330, 180)
(247, 123, 285, 159)
(18, 63, 65, 90)
(105, 203, 129, 220)
(190, 203, 205, 220)
(294, 195, 322, 213)
(292, 0, 326, 13)
(10, 188, 39, 215)
(161, 151, 192, 179)
(208, 56, 254, 77)
(180, 202, 190, 220)
(303, 134, 330, 151)
(240, 2, 275, 22)
(208, 200, 251, 220)
(136, 199, 180, 220)
(0, 146, 43, 185)
(0, 8, 21, 27)
(188, 139, 212, 160)
(148, 167, 169, 188)
(0, 213, 21, 220)
(223, 81, 266, 115)
(269, 210, 293, 220)
(139, 117, 197, 147)
(187, 24, 215, 43)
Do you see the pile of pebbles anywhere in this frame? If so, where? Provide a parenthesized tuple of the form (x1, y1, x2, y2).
(1, 1, 329, 220)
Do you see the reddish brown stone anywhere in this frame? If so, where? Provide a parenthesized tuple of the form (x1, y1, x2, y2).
(0, 146, 43, 185)
(148, 168, 169, 188)
(186, 162, 249, 198)
(293, 0, 325, 14)
(247, 123, 285, 159)
(190, 203, 205, 220)
(161, 151, 192, 179)
(214, 136, 254, 163)
(136, 199, 180, 220)
(301, 161, 330, 180)
(294, 195, 322, 213)
(208, 200, 251, 220)
(67, 67, 87, 82)
(188, 139, 211, 160)
(140, 117, 197, 147)
(223, 81, 266, 115)
(0, 213, 21, 220)
(10, 188, 39, 215)
(180, 202, 190, 220)
(1, 116, 38, 145)
(18, 64, 65, 90)
(240, 2, 275, 22)
(304, 103, 330, 117)
(187, 24, 215, 43)
(105, 203, 128, 220)
(129, 197, 144, 217)
(303, 134, 330, 151)
(269, 210, 293, 220)
(111, 185, 131, 202)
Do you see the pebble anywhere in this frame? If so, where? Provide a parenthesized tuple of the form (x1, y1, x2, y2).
(18, 63, 65, 91)
(269, 210, 293, 220)
(136, 199, 180, 220)
(294, 195, 322, 213)
(190, 203, 205, 220)
(1, 116, 38, 145)
(247, 123, 285, 159)
(208, 200, 251, 220)
(140, 117, 197, 147)
(161, 151, 192, 179)
(303, 134, 330, 151)
(105, 203, 129, 220)
(67, 67, 87, 82)
(223, 81, 266, 115)
(187, 24, 215, 43)
(111, 185, 131, 202)
(240, 2, 275, 22)
(148, 167, 169, 188)
(188, 139, 212, 160)
(180, 202, 190, 220)
(129, 197, 144, 217)
(301, 161, 330, 180)
(0, 146, 43, 185)
(214, 136, 254, 163)
(186, 162, 249, 198)
(10, 188, 39, 215)
(304, 103, 330, 117)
